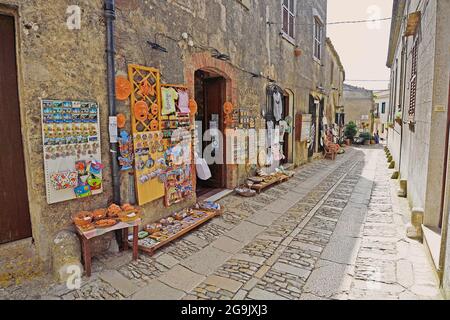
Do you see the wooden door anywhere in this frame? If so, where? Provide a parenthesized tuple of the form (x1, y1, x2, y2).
(0, 14, 32, 244)
(203, 77, 226, 188)
(281, 94, 289, 164)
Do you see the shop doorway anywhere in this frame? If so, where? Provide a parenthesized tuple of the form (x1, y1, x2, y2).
(308, 96, 317, 158)
(0, 14, 32, 244)
(194, 70, 227, 197)
(282, 90, 294, 165)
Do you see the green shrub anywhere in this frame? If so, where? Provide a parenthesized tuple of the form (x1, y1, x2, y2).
(359, 132, 371, 140)
(344, 121, 358, 139)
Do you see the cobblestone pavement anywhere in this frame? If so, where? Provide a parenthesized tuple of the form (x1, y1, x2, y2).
(0, 146, 442, 300)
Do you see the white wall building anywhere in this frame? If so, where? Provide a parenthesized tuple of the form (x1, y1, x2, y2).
(386, 0, 450, 297)
(374, 89, 390, 140)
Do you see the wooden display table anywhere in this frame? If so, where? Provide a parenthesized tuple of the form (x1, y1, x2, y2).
(75, 219, 141, 277)
(138, 210, 220, 256)
(250, 173, 293, 194)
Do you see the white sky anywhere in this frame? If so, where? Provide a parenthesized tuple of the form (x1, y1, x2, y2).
(327, 0, 393, 91)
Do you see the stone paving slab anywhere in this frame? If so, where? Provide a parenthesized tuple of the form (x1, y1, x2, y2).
(204, 275, 243, 293)
(247, 287, 287, 300)
(98, 270, 139, 297)
(211, 236, 245, 254)
(132, 279, 185, 300)
(226, 221, 266, 243)
(182, 246, 233, 276)
(158, 265, 205, 292)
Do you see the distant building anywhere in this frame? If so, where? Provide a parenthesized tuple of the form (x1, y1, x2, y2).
(324, 38, 345, 130)
(343, 84, 375, 133)
(373, 89, 390, 139)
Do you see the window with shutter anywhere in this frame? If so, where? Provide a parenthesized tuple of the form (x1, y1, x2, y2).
(313, 18, 323, 60)
(282, 0, 296, 40)
(408, 39, 418, 123)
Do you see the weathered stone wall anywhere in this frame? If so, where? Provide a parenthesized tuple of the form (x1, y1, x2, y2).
(0, 0, 110, 275)
(324, 38, 345, 126)
(0, 0, 329, 275)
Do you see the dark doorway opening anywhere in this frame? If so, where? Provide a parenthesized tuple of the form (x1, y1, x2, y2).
(308, 95, 317, 158)
(194, 70, 227, 198)
(0, 14, 32, 244)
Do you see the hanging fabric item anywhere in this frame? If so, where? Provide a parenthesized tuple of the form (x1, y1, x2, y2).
(177, 90, 190, 114)
(273, 91, 283, 121)
(279, 120, 288, 142)
(161, 87, 178, 115)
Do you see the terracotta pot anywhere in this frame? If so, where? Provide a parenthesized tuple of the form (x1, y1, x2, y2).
(345, 139, 351, 146)
(294, 48, 302, 57)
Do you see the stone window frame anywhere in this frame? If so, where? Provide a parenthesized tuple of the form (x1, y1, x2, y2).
(313, 16, 323, 62)
(281, 0, 296, 43)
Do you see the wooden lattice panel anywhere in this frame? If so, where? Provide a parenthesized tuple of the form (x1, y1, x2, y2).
(128, 65, 163, 205)
(128, 64, 162, 133)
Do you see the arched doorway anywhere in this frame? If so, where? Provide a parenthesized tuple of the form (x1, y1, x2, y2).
(194, 69, 227, 197)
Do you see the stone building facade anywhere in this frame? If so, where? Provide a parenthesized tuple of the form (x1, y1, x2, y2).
(343, 84, 375, 132)
(0, 0, 336, 280)
(386, 0, 450, 297)
(324, 38, 345, 130)
(373, 89, 390, 140)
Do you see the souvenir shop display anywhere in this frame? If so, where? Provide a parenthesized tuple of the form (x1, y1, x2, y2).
(41, 99, 103, 204)
(73, 203, 141, 277)
(133, 131, 166, 204)
(118, 130, 134, 171)
(71, 203, 141, 232)
(128, 65, 163, 205)
(134, 201, 222, 255)
(125, 66, 198, 208)
(160, 84, 196, 207)
(248, 167, 294, 194)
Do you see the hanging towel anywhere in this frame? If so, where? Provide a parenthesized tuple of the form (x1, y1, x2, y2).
(161, 87, 178, 115)
(177, 90, 190, 114)
(273, 91, 283, 121)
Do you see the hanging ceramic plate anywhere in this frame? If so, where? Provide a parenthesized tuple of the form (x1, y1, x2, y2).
(117, 113, 127, 129)
(150, 119, 159, 131)
(138, 80, 152, 97)
(151, 103, 159, 116)
(134, 100, 149, 122)
(224, 102, 233, 115)
(116, 76, 132, 100)
(188, 99, 198, 114)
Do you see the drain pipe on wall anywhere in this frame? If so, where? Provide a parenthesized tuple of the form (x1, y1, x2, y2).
(105, 0, 120, 204)
(105, 0, 122, 247)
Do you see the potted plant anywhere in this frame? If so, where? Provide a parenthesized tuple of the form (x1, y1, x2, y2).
(395, 111, 403, 125)
(344, 121, 357, 145)
(359, 132, 371, 145)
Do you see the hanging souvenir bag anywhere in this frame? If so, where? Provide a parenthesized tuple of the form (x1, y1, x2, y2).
(195, 153, 212, 181)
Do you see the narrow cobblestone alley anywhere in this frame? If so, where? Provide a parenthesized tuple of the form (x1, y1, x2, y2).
(0, 146, 442, 300)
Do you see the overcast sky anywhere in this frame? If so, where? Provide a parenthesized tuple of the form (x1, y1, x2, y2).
(327, 0, 393, 91)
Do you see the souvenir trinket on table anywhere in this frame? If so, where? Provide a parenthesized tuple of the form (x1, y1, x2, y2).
(41, 99, 103, 204)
